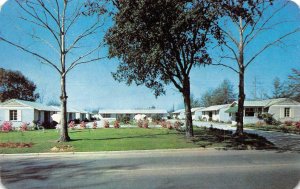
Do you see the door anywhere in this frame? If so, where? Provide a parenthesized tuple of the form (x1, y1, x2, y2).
(44, 111, 50, 123)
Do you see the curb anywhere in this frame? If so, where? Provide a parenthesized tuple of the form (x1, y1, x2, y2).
(0, 148, 225, 157)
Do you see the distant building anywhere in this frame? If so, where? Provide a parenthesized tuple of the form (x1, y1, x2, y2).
(0, 99, 92, 127)
(98, 109, 168, 121)
(172, 107, 205, 120)
(226, 98, 300, 124)
(200, 104, 231, 122)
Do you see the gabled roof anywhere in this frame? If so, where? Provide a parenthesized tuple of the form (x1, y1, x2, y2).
(1, 99, 58, 111)
(99, 109, 168, 114)
(232, 98, 299, 108)
(172, 109, 185, 114)
(201, 104, 230, 111)
(192, 107, 205, 112)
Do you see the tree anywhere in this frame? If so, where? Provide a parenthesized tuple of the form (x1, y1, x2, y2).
(288, 68, 300, 101)
(200, 79, 236, 106)
(190, 94, 202, 108)
(271, 77, 289, 98)
(0, 1, 107, 142)
(212, 79, 236, 104)
(106, 0, 221, 137)
(213, 0, 300, 136)
(200, 90, 214, 107)
(0, 68, 39, 102)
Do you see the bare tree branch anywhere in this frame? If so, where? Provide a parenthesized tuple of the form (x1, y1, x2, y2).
(0, 37, 61, 74)
(245, 28, 300, 68)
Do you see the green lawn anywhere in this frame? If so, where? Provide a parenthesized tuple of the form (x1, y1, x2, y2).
(0, 127, 275, 154)
(244, 124, 300, 134)
(0, 128, 198, 154)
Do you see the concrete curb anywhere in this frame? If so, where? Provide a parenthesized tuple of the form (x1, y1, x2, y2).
(0, 147, 227, 157)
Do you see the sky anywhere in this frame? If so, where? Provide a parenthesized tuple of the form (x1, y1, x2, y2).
(0, 0, 299, 111)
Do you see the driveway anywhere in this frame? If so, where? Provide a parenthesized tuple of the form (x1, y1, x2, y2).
(0, 150, 300, 189)
(194, 121, 300, 152)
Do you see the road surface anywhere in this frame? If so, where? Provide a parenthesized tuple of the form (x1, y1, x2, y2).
(1, 149, 300, 189)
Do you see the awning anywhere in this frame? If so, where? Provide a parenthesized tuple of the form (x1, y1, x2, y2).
(225, 106, 238, 113)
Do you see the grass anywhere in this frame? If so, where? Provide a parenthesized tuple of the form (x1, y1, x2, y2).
(244, 124, 300, 134)
(0, 127, 275, 154)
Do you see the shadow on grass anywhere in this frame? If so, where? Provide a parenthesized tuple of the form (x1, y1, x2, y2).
(190, 127, 278, 151)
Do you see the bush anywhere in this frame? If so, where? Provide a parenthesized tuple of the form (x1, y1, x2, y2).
(118, 116, 131, 124)
(103, 120, 110, 128)
(174, 121, 184, 130)
(137, 120, 143, 128)
(68, 121, 76, 129)
(20, 122, 29, 131)
(167, 122, 173, 130)
(143, 120, 149, 128)
(255, 121, 265, 127)
(295, 121, 300, 129)
(160, 120, 167, 128)
(284, 121, 293, 126)
(258, 113, 279, 125)
(74, 119, 80, 124)
(80, 121, 86, 129)
(151, 114, 162, 123)
(92, 121, 98, 129)
(114, 120, 120, 128)
(1, 121, 13, 132)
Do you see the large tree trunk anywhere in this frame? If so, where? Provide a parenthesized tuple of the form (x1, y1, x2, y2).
(183, 77, 193, 137)
(235, 68, 245, 136)
(59, 74, 70, 142)
(235, 16, 245, 136)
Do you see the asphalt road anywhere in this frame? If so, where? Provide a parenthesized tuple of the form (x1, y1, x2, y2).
(0, 150, 300, 189)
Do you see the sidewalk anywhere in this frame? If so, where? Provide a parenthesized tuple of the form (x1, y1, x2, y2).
(194, 121, 300, 152)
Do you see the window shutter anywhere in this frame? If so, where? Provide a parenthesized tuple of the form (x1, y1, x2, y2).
(280, 108, 283, 119)
(290, 108, 294, 118)
(5, 110, 9, 121)
(17, 110, 22, 121)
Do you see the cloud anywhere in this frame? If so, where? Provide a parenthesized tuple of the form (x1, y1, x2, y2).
(291, 0, 300, 8)
(0, 0, 8, 11)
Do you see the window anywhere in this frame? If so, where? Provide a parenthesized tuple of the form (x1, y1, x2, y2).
(245, 108, 255, 117)
(284, 108, 290, 117)
(9, 110, 18, 121)
(103, 114, 111, 118)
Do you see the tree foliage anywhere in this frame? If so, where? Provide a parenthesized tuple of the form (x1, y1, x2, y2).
(271, 77, 289, 98)
(0, 68, 39, 102)
(201, 79, 236, 107)
(288, 68, 300, 101)
(106, 0, 222, 137)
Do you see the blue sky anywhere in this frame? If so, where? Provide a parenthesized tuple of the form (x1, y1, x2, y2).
(0, 0, 299, 111)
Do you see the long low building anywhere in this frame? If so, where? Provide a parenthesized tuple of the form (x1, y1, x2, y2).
(98, 109, 168, 120)
(0, 99, 92, 127)
(226, 98, 300, 124)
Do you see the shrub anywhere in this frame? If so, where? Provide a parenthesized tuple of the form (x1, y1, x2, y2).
(151, 114, 162, 123)
(103, 120, 110, 128)
(68, 121, 75, 129)
(166, 122, 173, 130)
(143, 120, 149, 128)
(284, 121, 293, 126)
(137, 120, 143, 128)
(295, 121, 300, 129)
(160, 120, 167, 128)
(114, 120, 120, 128)
(118, 115, 130, 124)
(20, 122, 29, 131)
(174, 121, 184, 130)
(1, 121, 13, 132)
(80, 121, 86, 129)
(74, 119, 80, 124)
(258, 113, 279, 125)
(92, 121, 98, 129)
(255, 121, 265, 127)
